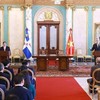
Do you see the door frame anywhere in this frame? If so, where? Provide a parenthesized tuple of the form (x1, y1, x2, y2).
(37, 21, 60, 54)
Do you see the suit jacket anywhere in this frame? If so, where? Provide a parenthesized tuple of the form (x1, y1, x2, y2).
(91, 43, 100, 51)
(0, 46, 10, 52)
(6, 86, 33, 100)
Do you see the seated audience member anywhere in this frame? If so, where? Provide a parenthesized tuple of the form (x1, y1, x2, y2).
(5, 74, 33, 100)
(5, 94, 19, 100)
(0, 84, 6, 93)
(20, 70, 36, 99)
(87, 57, 100, 93)
(0, 63, 10, 87)
(18, 60, 36, 86)
(2, 59, 14, 87)
(18, 60, 35, 75)
(0, 84, 6, 99)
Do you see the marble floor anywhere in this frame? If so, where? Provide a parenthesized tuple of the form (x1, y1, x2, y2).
(75, 77, 98, 100)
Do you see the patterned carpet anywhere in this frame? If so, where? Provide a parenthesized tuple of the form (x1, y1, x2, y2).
(36, 62, 94, 77)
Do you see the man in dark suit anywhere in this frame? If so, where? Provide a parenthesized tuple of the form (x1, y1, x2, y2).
(0, 41, 11, 57)
(91, 37, 100, 64)
(6, 74, 33, 100)
(87, 57, 100, 93)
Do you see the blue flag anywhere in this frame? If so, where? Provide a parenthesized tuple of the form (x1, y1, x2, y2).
(23, 28, 32, 59)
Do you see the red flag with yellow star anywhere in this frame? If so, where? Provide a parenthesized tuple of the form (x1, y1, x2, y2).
(66, 28, 74, 55)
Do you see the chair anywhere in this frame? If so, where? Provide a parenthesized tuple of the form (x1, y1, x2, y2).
(84, 55, 92, 62)
(87, 68, 100, 99)
(27, 68, 34, 79)
(0, 76, 10, 90)
(4, 69, 13, 81)
(56, 50, 64, 55)
(0, 88, 5, 100)
(76, 48, 84, 62)
(39, 47, 48, 55)
(12, 48, 21, 63)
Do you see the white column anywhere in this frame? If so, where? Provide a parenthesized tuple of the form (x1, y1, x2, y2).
(66, 7, 73, 41)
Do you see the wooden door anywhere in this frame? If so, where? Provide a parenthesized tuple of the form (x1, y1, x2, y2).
(37, 21, 59, 54)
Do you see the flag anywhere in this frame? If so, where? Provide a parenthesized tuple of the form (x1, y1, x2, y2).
(66, 28, 74, 55)
(23, 28, 32, 59)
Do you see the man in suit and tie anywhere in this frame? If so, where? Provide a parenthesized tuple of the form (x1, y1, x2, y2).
(91, 37, 100, 64)
(6, 73, 33, 100)
(0, 41, 11, 57)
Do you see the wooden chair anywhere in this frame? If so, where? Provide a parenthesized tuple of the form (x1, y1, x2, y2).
(56, 50, 64, 55)
(0, 88, 5, 100)
(76, 48, 84, 62)
(87, 68, 100, 99)
(39, 47, 48, 55)
(27, 68, 34, 79)
(12, 48, 21, 63)
(84, 55, 92, 62)
(0, 76, 10, 90)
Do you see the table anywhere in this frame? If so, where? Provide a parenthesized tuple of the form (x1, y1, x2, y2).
(32, 54, 73, 71)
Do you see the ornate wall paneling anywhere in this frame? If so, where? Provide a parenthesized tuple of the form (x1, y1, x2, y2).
(72, 6, 88, 55)
(8, 6, 25, 57)
(92, 7, 100, 44)
(0, 6, 4, 46)
(33, 7, 64, 55)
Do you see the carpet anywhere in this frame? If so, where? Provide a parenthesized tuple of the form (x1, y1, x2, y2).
(35, 77, 91, 100)
(36, 66, 91, 77)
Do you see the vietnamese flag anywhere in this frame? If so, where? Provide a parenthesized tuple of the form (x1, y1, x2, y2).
(66, 28, 74, 55)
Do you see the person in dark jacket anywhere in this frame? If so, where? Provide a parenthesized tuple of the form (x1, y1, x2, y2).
(2, 59, 14, 87)
(91, 37, 100, 64)
(87, 57, 100, 93)
(6, 73, 33, 100)
(0, 41, 11, 57)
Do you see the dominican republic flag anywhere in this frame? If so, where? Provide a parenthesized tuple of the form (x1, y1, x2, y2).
(23, 28, 32, 59)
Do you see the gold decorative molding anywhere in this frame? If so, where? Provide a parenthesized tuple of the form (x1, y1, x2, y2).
(20, 6, 25, 10)
(0, 0, 100, 6)
(7, 6, 12, 10)
(0, 6, 4, 10)
(66, 4, 74, 9)
(92, 7, 96, 11)
(84, 6, 89, 11)
(72, 6, 76, 11)
(24, 4, 32, 9)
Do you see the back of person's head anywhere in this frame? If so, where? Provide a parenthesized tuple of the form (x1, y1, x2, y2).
(20, 70, 31, 86)
(14, 74, 24, 85)
(22, 60, 30, 66)
(22, 60, 28, 65)
(2, 59, 10, 67)
(0, 63, 4, 71)
(6, 94, 20, 100)
(96, 57, 100, 64)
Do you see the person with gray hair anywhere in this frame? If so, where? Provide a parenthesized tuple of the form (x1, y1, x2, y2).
(87, 57, 100, 93)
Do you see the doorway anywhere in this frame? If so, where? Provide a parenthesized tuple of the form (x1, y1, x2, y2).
(37, 21, 60, 54)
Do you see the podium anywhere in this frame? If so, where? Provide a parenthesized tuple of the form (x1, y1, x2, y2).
(93, 51, 100, 57)
(0, 51, 9, 62)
